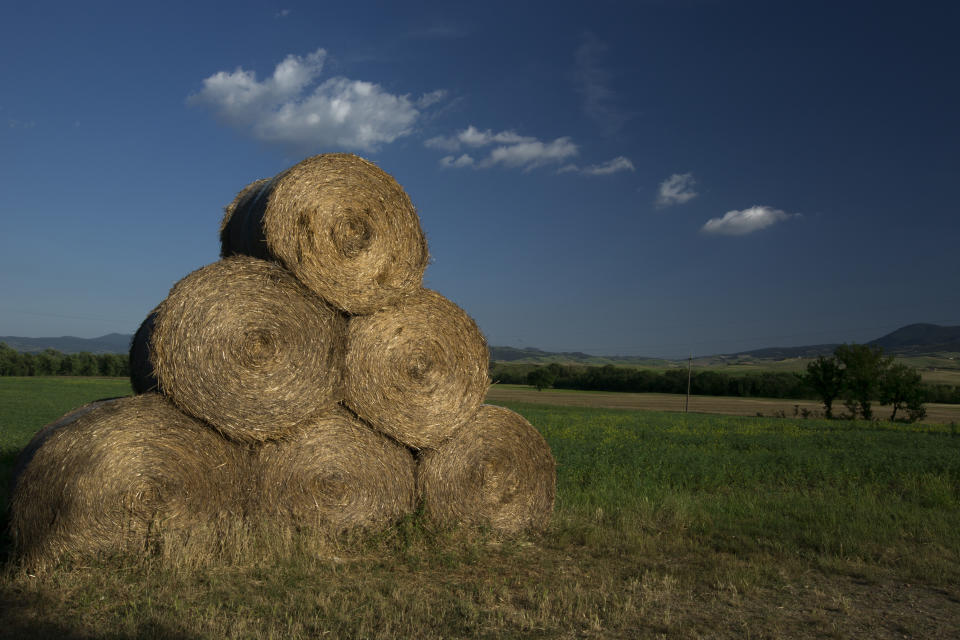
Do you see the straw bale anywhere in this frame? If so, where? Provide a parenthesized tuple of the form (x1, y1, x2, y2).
(253, 406, 416, 534)
(417, 405, 556, 534)
(129, 308, 158, 393)
(220, 153, 428, 315)
(8, 394, 248, 566)
(130, 255, 347, 443)
(343, 288, 489, 450)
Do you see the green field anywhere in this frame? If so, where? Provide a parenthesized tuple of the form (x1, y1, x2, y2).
(2, 377, 959, 637)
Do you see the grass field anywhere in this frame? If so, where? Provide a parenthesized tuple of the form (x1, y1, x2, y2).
(2, 377, 960, 638)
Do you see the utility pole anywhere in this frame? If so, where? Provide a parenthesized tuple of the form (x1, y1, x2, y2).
(685, 354, 692, 413)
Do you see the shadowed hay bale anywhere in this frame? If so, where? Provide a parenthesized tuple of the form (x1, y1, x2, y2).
(253, 406, 416, 534)
(130, 255, 347, 443)
(220, 153, 429, 315)
(129, 307, 158, 393)
(343, 288, 490, 450)
(417, 405, 556, 534)
(8, 394, 248, 566)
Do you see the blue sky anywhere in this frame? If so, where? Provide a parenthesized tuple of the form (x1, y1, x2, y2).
(2, 0, 957, 358)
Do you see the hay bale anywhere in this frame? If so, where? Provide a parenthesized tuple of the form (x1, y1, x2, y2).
(343, 288, 489, 450)
(253, 406, 416, 534)
(129, 255, 347, 443)
(417, 405, 556, 534)
(129, 308, 158, 393)
(220, 153, 428, 315)
(8, 394, 248, 566)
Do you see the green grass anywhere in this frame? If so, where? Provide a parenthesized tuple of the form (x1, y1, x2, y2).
(1, 378, 959, 638)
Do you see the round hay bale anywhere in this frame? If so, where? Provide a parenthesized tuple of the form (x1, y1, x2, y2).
(130, 255, 347, 443)
(417, 405, 556, 534)
(129, 308, 158, 393)
(343, 288, 489, 450)
(8, 394, 248, 566)
(253, 406, 416, 534)
(220, 153, 429, 315)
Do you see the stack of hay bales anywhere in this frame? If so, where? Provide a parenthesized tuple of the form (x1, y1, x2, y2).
(8, 153, 555, 566)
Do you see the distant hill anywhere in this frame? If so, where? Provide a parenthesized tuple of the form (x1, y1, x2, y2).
(0, 333, 132, 354)
(489, 346, 674, 367)
(867, 323, 960, 354)
(2, 323, 958, 360)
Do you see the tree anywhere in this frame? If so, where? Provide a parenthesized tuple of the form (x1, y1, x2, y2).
(527, 366, 558, 391)
(880, 362, 926, 422)
(834, 344, 892, 420)
(801, 355, 845, 418)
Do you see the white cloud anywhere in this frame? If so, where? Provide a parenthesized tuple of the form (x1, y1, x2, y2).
(417, 89, 448, 108)
(424, 135, 462, 152)
(582, 156, 634, 175)
(426, 124, 577, 171)
(275, 9, 291, 18)
(574, 32, 631, 134)
(189, 48, 444, 152)
(656, 173, 698, 206)
(482, 137, 578, 170)
(557, 164, 580, 174)
(440, 154, 475, 168)
(701, 205, 796, 235)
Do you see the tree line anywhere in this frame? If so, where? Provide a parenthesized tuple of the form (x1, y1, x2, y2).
(494, 344, 958, 421)
(0, 342, 130, 378)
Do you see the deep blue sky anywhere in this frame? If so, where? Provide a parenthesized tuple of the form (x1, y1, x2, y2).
(2, 0, 957, 358)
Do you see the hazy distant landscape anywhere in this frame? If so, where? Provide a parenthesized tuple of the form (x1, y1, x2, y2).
(5, 322, 959, 362)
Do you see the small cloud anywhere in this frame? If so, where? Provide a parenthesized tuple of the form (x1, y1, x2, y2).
(582, 156, 634, 175)
(8, 118, 35, 129)
(440, 154, 475, 168)
(425, 134, 461, 152)
(656, 173, 697, 206)
(481, 137, 578, 171)
(426, 125, 577, 172)
(417, 89, 448, 108)
(701, 205, 796, 235)
(557, 164, 580, 174)
(275, 9, 291, 18)
(189, 48, 443, 152)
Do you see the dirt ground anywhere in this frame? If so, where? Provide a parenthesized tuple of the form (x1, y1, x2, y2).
(486, 386, 960, 424)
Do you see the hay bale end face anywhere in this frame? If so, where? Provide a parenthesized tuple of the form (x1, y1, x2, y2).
(417, 405, 556, 534)
(133, 255, 347, 443)
(220, 153, 429, 315)
(253, 406, 416, 534)
(9, 394, 248, 566)
(344, 288, 490, 450)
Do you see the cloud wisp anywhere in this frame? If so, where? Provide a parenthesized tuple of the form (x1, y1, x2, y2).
(428, 125, 579, 171)
(573, 32, 631, 135)
(188, 48, 444, 152)
(656, 173, 698, 207)
(701, 205, 797, 235)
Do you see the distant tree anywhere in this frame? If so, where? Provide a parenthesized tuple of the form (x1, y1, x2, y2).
(800, 355, 845, 418)
(880, 362, 926, 422)
(527, 366, 558, 391)
(834, 344, 892, 420)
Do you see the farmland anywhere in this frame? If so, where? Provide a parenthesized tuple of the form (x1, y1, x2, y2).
(1, 377, 959, 638)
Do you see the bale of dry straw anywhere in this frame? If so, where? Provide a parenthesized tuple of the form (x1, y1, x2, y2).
(220, 153, 429, 315)
(129, 308, 158, 394)
(9, 394, 248, 566)
(253, 406, 416, 534)
(343, 288, 489, 450)
(129, 255, 347, 443)
(417, 405, 556, 534)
